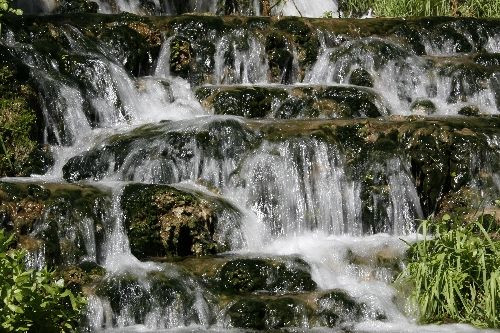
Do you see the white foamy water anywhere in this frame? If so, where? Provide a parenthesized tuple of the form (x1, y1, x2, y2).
(275, 0, 338, 17)
(304, 38, 500, 116)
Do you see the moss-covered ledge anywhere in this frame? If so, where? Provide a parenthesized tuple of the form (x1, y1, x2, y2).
(0, 181, 110, 268)
(196, 85, 388, 118)
(0, 60, 53, 177)
(121, 183, 243, 259)
(3, 14, 500, 85)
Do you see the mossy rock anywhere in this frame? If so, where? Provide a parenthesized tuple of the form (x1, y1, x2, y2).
(436, 187, 483, 220)
(458, 105, 480, 116)
(121, 183, 235, 258)
(473, 53, 500, 67)
(96, 273, 153, 323)
(216, 0, 256, 16)
(96, 18, 161, 76)
(62, 116, 499, 222)
(330, 38, 412, 72)
(95, 268, 210, 326)
(216, 257, 316, 294)
(208, 86, 288, 118)
(437, 62, 491, 104)
(317, 86, 385, 118)
(63, 118, 261, 182)
(265, 32, 294, 83)
(273, 17, 319, 68)
(56, 0, 99, 14)
(226, 296, 310, 330)
(349, 68, 374, 88)
(0, 64, 52, 177)
(315, 289, 386, 327)
(429, 23, 473, 54)
(58, 263, 106, 292)
(410, 100, 437, 116)
(198, 86, 386, 119)
(227, 298, 267, 329)
(0, 182, 110, 268)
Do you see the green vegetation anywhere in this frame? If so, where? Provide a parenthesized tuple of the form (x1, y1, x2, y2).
(0, 0, 22, 35)
(339, 0, 500, 17)
(0, 66, 36, 176)
(397, 215, 499, 328)
(0, 229, 86, 332)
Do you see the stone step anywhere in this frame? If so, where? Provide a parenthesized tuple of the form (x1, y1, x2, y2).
(61, 116, 500, 220)
(196, 84, 389, 118)
(0, 181, 242, 267)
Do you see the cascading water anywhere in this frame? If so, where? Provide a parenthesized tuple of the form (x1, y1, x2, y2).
(1, 8, 499, 333)
(14, 0, 338, 17)
(273, 0, 338, 17)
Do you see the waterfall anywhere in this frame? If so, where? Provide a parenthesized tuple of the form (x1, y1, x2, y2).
(276, 0, 338, 17)
(1, 9, 498, 333)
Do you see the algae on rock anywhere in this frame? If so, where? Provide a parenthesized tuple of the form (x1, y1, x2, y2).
(0, 64, 52, 177)
(121, 183, 242, 259)
(0, 182, 111, 268)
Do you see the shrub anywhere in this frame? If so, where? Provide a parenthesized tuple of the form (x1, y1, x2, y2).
(397, 215, 499, 328)
(0, 230, 86, 332)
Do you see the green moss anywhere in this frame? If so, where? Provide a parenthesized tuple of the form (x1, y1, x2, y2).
(0, 181, 110, 268)
(56, 0, 99, 14)
(458, 105, 480, 116)
(213, 87, 287, 118)
(316, 290, 365, 327)
(0, 65, 50, 177)
(349, 68, 374, 87)
(216, 257, 316, 294)
(410, 100, 437, 116)
(121, 183, 227, 258)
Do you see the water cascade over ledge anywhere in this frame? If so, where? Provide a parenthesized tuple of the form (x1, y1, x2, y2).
(0, 10, 499, 333)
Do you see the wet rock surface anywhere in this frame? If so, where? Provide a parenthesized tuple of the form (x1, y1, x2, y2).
(197, 85, 387, 118)
(62, 117, 500, 224)
(0, 181, 110, 268)
(121, 183, 240, 258)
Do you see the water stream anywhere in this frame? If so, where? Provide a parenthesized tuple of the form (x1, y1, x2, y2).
(0, 7, 499, 333)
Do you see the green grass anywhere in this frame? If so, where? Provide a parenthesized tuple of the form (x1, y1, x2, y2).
(396, 215, 499, 328)
(339, 0, 500, 17)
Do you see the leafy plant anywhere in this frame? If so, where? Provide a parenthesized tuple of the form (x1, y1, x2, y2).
(322, 11, 335, 18)
(0, 229, 87, 332)
(396, 216, 499, 328)
(0, 0, 22, 36)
